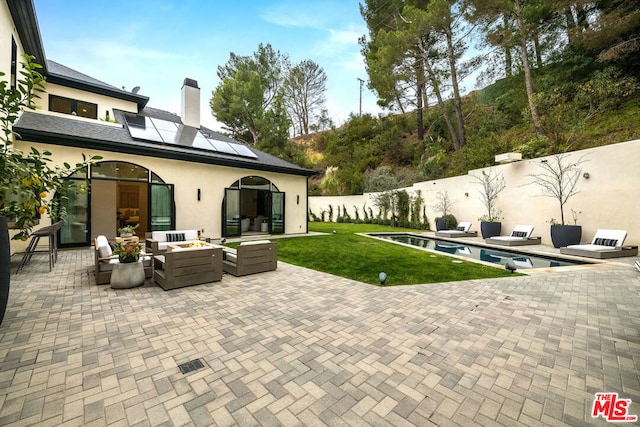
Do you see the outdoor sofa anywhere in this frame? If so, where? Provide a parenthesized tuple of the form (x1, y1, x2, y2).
(435, 221, 477, 238)
(222, 240, 277, 276)
(560, 229, 638, 259)
(485, 224, 541, 246)
(94, 235, 152, 285)
(146, 229, 199, 255)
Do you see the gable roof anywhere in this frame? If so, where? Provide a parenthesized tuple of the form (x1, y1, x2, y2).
(8, 0, 312, 177)
(14, 110, 314, 176)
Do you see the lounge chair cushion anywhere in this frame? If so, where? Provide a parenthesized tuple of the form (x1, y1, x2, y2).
(564, 229, 628, 251)
(589, 229, 627, 247)
(489, 225, 534, 241)
(512, 225, 534, 238)
(456, 222, 472, 232)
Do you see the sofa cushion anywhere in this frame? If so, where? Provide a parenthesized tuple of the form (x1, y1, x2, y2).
(98, 258, 119, 271)
(151, 231, 168, 242)
(225, 253, 237, 263)
(239, 240, 271, 246)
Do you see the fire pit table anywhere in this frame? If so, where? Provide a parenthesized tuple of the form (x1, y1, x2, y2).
(153, 241, 223, 290)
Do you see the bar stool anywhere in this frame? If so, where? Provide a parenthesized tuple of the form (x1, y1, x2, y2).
(16, 221, 62, 273)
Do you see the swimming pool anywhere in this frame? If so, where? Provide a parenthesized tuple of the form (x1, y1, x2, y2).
(370, 233, 589, 269)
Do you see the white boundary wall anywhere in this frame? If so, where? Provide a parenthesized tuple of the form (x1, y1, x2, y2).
(310, 139, 640, 246)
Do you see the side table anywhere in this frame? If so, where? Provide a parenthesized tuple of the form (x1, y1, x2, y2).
(115, 236, 139, 244)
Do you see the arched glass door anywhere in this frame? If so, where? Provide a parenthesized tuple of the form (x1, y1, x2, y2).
(58, 161, 175, 247)
(222, 176, 283, 237)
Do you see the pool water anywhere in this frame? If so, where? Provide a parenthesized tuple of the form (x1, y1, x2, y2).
(371, 234, 588, 269)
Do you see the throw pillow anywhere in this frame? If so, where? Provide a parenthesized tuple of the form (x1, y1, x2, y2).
(511, 231, 527, 238)
(594, 237, 617, 246)
(167, 233, 186, 242)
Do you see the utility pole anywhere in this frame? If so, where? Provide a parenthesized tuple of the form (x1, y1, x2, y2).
(357, 78, 364, 116)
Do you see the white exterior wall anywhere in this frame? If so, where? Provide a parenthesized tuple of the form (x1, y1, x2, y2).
(9, 139, 309, 253)
(310, 139, 640, 246)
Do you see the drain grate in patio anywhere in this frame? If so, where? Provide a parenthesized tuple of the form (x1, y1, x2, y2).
(178, 358, 205, 374)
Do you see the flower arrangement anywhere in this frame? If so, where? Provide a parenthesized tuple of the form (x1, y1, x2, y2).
(112, 241, 142, 263)
(117, 223, 139, 236)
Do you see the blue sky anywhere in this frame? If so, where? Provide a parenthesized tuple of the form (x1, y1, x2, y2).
(33, 0, 383, 132)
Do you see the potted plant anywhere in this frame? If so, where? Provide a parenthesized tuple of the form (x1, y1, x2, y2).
(433, 191, 454, 231)
(530, 153, 586, 248)
(118, 223, 139, 237)
(110, 241, 145, 288)
(113, 241, 142, 263)
(472, 170, 505, 238)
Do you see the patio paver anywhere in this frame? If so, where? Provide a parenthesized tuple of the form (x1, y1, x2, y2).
(1, 247, 639, 426)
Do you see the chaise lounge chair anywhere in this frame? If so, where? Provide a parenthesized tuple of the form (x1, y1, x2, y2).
(435, 221, 478, 238)
(560, 229, 638, 259)
(485, 224, 541, 246)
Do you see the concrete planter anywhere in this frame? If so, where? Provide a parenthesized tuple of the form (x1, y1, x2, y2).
(110, 261, 145, 289)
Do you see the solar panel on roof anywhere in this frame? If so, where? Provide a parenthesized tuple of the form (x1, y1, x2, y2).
(125, 115, 163, 143)
(228, 142, 258, 159)
(123, 113, 258, 159)
(150, 117, 178, 131)
(207, 137, 239, 155)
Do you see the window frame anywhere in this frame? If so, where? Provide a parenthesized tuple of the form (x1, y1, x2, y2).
(49, 94, 98, 119)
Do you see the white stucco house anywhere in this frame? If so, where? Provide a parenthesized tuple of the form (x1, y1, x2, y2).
(2, 0, 313, 254)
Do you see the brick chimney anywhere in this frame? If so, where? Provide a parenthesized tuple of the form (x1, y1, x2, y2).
(181, 78, 200, 128)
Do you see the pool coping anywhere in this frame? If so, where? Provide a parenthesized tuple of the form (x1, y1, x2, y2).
(360, 231, 629, 274)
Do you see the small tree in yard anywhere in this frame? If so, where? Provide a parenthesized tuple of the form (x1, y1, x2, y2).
(433, 190, 453, 218)
(433, 191, 457, 229)
(472, 170, 506, 222)
(530, 153, 587, 225)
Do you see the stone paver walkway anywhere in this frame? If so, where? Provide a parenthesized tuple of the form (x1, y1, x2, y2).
(1, 248, 639, 426)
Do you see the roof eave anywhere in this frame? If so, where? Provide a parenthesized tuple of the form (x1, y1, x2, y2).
(46, 74, 150, 109)
(7, 0, 48, 73)
(14, 128, 315, 177)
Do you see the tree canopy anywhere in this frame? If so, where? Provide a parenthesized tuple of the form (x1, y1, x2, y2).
(211, 43, 331, 153)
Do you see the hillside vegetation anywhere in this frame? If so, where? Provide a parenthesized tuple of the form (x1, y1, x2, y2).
(295, 57, 640, 196)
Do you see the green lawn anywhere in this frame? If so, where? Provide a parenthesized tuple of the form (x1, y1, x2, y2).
(244, 222, 520, 286)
